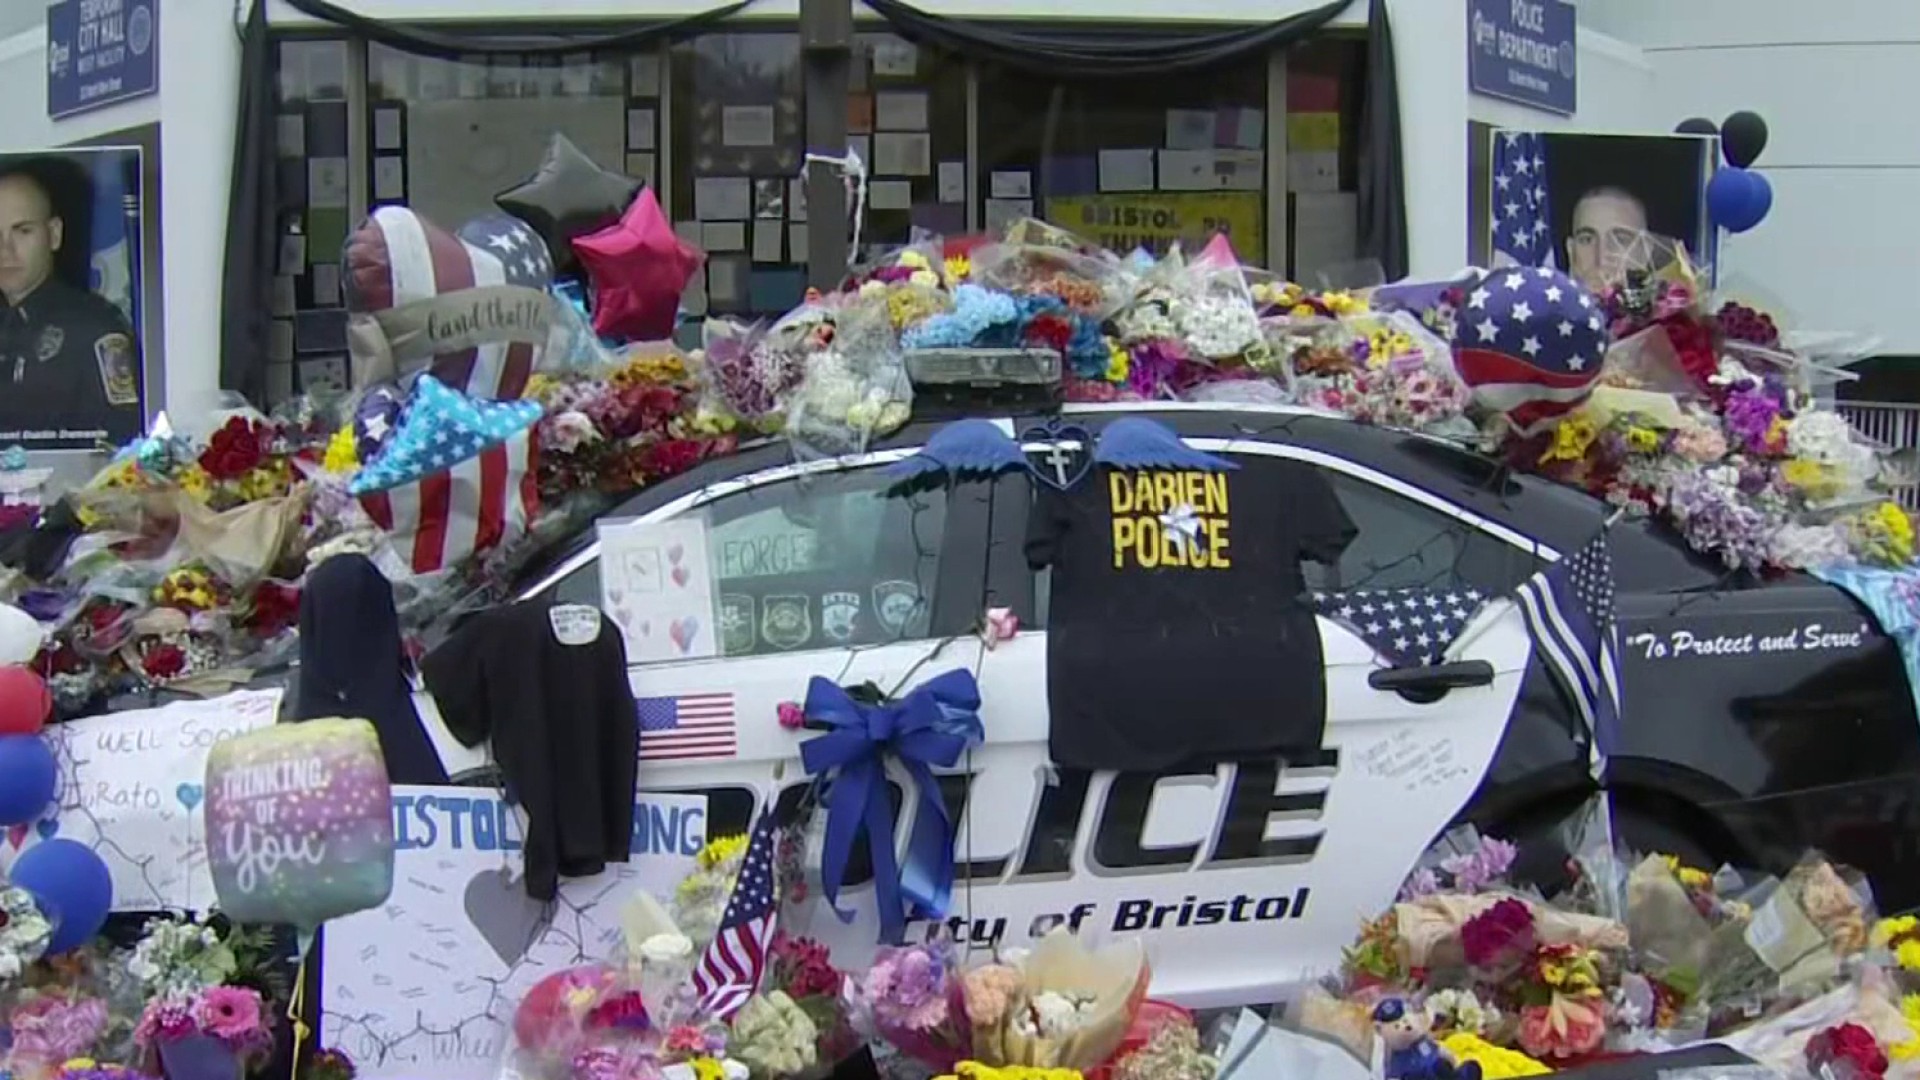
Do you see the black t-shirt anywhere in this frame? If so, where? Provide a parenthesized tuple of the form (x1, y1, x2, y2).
(1025, 461, 1356, 770)
(421, 601, 639, 900)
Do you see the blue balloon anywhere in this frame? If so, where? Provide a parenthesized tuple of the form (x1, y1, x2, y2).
(0, 733, 55, 826)
(10, 838, 113, 954)
(1708, 168, 1770, 234)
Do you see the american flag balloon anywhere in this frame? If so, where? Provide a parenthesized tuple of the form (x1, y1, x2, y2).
(347, 375, 542, 575)
(342, 207, 553, 401)
(1492, 131, 1554, 270)
(1453, 267, 1608, 436)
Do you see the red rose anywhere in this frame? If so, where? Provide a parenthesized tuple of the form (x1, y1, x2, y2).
(244, 581, 302, 636)
(199, 417, 267, 480)
(639, 438, 706, 481)
(141, 643, 188, 680)
(1024, 313, 1073, 353)
(1808, 1023, 1888, 1080)
(1657, 315, 1718, 391)
(1461, 897, 1536, 969)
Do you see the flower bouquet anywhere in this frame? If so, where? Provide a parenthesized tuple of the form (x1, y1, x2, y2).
(0, 879, 54, 985)
(976, 931, 1150, 1072)
(133, 986, 273, 1080)
(6, 991, 110, 1079)
(845, 941, 971, 1075)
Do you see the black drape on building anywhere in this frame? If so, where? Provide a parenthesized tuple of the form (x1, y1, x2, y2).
(1359, 0, 1409, 279)
(218, 0, 277, 406)
(860, 0, 1351, 78)
(216, 0, 754, 407)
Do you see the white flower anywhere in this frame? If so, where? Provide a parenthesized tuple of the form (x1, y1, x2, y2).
(546, 410, 601, 454)
(641, 932, 693, 963)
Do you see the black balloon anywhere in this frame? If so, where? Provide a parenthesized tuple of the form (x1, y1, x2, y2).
(1675, 117, 1719, 137)
(1720, 110, 1770, 168)
(496, 133, 642, 275)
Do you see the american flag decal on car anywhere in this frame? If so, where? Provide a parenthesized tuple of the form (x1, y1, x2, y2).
(635, 692, 738, 761)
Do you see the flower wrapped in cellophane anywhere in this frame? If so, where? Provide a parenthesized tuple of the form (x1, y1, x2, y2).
(969, 931, 1150, 1073)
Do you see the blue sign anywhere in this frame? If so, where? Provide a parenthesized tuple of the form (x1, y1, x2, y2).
(46, 0, 159, 121)
(1469, 0, 1577, 117)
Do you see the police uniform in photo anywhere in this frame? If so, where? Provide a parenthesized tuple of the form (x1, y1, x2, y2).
(3, 278, 141, 440)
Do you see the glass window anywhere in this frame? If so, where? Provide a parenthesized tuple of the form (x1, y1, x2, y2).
(850, 33, 969, 251)
(269, 38, 354, 405)
(1019, 451, 1541, 627)
(975, 50, 1270, 263)
(1283, 36, 1371, 287)
(551, 467, 949, 658)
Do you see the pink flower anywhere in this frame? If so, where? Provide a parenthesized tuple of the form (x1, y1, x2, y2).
(980, 607, 1019, 650)
(776, 701, 805, 731)
(1517, 996, 1605, 1060)
(194, 986, 266, 1044)
(14, 995, 109, 1062)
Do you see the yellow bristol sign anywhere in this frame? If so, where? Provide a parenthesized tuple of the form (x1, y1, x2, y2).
(1046, 193, 1265, 263)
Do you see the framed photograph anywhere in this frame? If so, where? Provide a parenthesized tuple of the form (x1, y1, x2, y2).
(0, 147, 149, 451)
(1468, 124, 1718, 293)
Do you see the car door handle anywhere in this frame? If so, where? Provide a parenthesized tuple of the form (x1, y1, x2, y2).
(1367, 660, 1496, 697)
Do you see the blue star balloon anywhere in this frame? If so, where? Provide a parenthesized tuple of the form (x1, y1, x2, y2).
(348, 375, 543, 496)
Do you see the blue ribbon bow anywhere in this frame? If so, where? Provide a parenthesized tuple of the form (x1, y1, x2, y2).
(798, 668, 985, 944)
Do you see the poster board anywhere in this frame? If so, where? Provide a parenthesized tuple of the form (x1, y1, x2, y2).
(1045, 192, 1264, 263)
(0, 689, 281, 910)
(320, 786, 707, 1080)
(597, 517, 720, 663)
(406, 97, 626, 232)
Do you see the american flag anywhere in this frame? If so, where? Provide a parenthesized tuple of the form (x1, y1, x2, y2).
(636, 693, 738, 761)
(691, 812, 779, 1020)
(343, 207, 551, 400)
(1493, 131, 1552, 269)
(348, 374, 543, 574)
(1516, 531, 1623, 760)
(1454, 267, 1609, 436)
(1311, 586, 1488, 667)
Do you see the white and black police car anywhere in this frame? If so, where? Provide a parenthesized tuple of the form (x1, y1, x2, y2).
(390, 394, 1920, 1008)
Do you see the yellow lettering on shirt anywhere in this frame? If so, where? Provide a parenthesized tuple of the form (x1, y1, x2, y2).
(1106, 468, 1234, 571)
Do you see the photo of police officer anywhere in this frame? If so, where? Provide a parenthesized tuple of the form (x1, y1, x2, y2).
(1467, 125, 1716, 291)
(0, 151, 145, 451)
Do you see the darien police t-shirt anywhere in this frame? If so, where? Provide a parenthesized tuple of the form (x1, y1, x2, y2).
(1026, 461, 1356, 771)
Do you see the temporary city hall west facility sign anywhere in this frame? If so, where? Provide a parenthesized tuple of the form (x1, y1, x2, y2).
(1469, 0, 1576, 117)
(47, 0, 159, 121)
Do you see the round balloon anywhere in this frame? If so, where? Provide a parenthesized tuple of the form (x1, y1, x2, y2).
(1708, 168, 1769, 233)
(1721, 110, 1770, 169)
(0, 666, 51, 734)
(1675, 117, 1719, 137)
(204, 718, 395, 928)
(0, 603, 45, 666)
(352, 383, 406, 464)
(11, 838, 112, 954)
(1452, 267, 1608, 437)
(0, 733, 56, 825)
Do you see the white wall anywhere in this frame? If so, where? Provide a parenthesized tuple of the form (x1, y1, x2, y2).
(2, 0, 1643, 429)
(1580, 0, 1919, 354)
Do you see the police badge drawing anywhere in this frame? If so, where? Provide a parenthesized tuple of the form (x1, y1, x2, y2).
(596, 518, 719, 664)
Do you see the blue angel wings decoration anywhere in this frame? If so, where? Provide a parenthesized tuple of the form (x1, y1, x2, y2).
(885, 415, 1234, 495)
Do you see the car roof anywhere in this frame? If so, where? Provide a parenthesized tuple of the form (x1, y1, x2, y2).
(511, 402, 1742, 597)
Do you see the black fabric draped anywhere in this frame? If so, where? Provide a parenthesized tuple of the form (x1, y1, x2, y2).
(270, 0, 752, 60)
(1358, 0, 1409, 279)
(860, 0, 1352, 79)
(218, 0, 276, 407)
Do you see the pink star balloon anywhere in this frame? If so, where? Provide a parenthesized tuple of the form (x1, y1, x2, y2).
(572, 188, 703, 342)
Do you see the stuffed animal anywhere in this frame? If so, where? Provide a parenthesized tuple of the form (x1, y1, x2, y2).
(1373, 999, 1482, 1080)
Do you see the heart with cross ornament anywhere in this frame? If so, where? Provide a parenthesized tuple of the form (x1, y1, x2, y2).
(1020, 422, 1095, 491)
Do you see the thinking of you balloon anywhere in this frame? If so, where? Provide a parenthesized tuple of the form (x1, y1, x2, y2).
(204, 718, 395, 928)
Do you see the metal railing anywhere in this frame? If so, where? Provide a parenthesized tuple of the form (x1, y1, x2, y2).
(1838, 400, 1920, 510)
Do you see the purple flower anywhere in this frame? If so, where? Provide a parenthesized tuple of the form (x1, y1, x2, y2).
(1400, 867, 1441, 900)
(1439, 836, 1518, 893)
(1127, 340, 1185, 399)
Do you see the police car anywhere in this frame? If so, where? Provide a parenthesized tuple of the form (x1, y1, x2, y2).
(411, 400, 1920, 1008)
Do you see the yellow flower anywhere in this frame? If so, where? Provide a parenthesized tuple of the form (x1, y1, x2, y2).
(1781, 458, 1839, 499)
(238, 460, 290, 502)
(178, 463, 215, 502)
(1678, 866, 1711, 890)
(1105, 341, 1130, 383)
(1624, 426, 1661, 454)
(697, 834, 749, 870)
(613, 354, 688, 388)
(1873, 915, 1919, 949)
(322, 428, 359, 475)
(1322, 290, 1368, 316)
(524, 373, 559, 402)
(1439, 1033, 1550, 1079)
(63, 1059, 99, 1071)
(1896, 938, 1920, 973)
(688, 1058, 726, 1080)
(898, 250, 931, 270)
(1765, 414, 1790, 450)
(1539, 958, 1568, 986)
(943, 254, 972, 285)
(1540, 417, 1597, 464)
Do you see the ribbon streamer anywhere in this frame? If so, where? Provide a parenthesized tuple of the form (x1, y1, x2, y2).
(799, 668, 985, 944)
(1158, 502, 1204, 557)
(800, 147, 869, 267)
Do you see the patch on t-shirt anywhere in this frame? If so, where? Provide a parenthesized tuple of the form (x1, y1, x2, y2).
(1106, 469, 1233, 570)
(548, 604, 602, 646)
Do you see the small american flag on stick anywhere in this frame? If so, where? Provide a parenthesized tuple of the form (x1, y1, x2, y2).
(691, 812, 780, 1020)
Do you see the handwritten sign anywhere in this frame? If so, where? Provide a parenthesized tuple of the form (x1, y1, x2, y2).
(1625, 619, 1871, 661)
(320, 786, 706, 1080)
(1355, 728, 1474, 794)
(0, 689, 280, 910)
(598, 518, 719, 664)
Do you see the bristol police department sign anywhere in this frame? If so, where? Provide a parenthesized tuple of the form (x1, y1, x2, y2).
(1468, 0, 1576, 117)
(47, 0, 158, 121)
